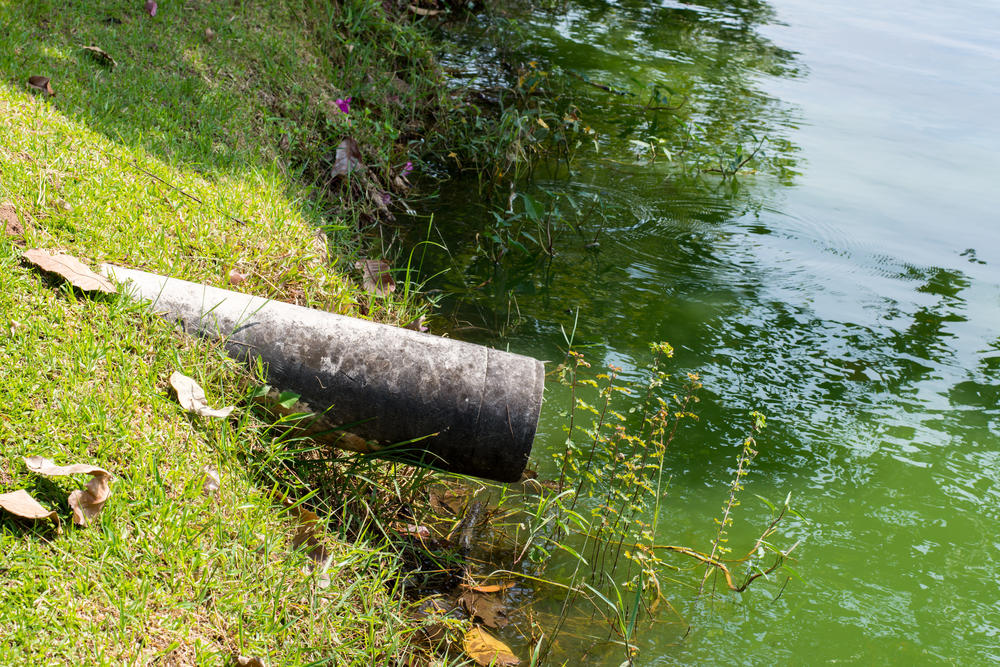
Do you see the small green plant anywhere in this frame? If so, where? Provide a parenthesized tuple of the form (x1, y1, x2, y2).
(467, 343, 803, 665)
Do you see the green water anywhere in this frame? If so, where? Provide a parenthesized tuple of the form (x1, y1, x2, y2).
(416, 1, 1000, 663)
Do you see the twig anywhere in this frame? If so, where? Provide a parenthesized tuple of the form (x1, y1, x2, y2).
(565, 70, 634, 97)
(95, 147, 251, 225)
(651, 542, 798, 592)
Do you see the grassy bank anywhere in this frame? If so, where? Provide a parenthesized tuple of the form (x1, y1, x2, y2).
(0, 0, 480, 663)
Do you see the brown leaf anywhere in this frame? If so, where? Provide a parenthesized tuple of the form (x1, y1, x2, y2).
(310, 229, 329, 264)
(235, 657, 265, 667)
(0, 489, 61, 532)
(23, 249, 116, 293)
(429, 490, 465, 517)
(204, 28, 216, 41)
(404, 315, 428, 333)
(227, 268, 247, 285)
(355, 259, 395, 296)
(170, 371, 235, 419)
(393, 522, 432, 539)
(27, 75, 55, 96)
(459, 590, 509, 629)
(330, 137, 364, 178)
(463, 627, 519, 666)
(23, 456, 112, 527)
(408, 5, 442, 16)
(80, 45, 117, 68)
(285, 500, 332, 588)
(2, 202, 25, 246)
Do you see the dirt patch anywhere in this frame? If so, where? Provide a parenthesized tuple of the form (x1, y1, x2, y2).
(1, 201, 25, 246)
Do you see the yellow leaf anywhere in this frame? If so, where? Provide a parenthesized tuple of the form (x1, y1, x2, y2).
(463, 626, 519, 666)
(536, 117, 549, 129)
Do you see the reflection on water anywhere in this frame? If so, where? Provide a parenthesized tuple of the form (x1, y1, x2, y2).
(416, 0, 1000, 663)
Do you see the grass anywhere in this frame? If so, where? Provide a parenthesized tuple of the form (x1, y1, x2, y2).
(0, 0, 482, 663)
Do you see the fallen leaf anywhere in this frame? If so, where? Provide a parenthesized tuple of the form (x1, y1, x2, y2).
(461, 581, 515, 594)
(204, 28, 216, 41)
(408, 4, 442, 16)
(80, 45, 117, 69)
(392, 174, 411, 191)
(27, 75, 55, 96)
(235, 657, 265, 667)
(459, 590, 509, 629)
(170, 372, 236, 419)
(227, 268, 247, 285)
(22, 249, 116, 293)
(202, 466, 220, 496)
(429, 490, 465, 516)
(23, 456, 111, 527)
(310, 229, 329, 264)
(0, 489, 61, 532)
(144, 0, 157, 16)
(393, 522, 432, 539)
(2, 202, 25, 246)
(463, 627, 519, 666)
(330, 137, 363, 178)
(285, 500, 332, 588)
(355, 259, 395, 296)
(404, 315, 428, 333)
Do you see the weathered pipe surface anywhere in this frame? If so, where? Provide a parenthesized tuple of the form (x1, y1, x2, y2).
(102, 264, 544, 482)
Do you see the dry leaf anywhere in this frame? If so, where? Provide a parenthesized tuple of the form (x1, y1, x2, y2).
(2, 202, 25, 246)
(459, 590, 509, 629)
(170, 371, 235, 419)
(0, 490, 61, 532)
(330, 137, 363, 178)
(393, 522, 432, 539)
(235, 657, 265, 667)
(144, 0, 157, 16)
(23, 456, 111, 527)
(429, 490, 465, 517)
(80, 45, 117, 68)
(22, 249, 115, 293)
(27, 75, 55, 96)
(227, 268, 247, 285)
(285, 501, 332, 588)
(463, 627, 519, 666)
(408, 4, 442, 16)
(355, 259, 395, 296)
(204, 28, 216, 41)
(202, 466, 220, 496)
(405, 315, 428, 333)
(462, 581, 515, 594)
(310, 229, 329, 264)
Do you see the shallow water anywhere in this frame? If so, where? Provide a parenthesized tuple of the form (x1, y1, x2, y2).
(417, 0, 1000, 662)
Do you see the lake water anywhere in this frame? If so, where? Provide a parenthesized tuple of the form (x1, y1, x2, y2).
(417, 0, 1000, 662)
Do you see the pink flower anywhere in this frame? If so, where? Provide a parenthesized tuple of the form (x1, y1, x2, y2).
(401, 161, 414, 176)
(334, 97, 352, 114)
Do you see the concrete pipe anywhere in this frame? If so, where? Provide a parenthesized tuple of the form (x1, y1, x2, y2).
(102, 264, 544, 483)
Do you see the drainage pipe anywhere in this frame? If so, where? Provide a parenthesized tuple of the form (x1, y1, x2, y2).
(102, 264, 544, 483)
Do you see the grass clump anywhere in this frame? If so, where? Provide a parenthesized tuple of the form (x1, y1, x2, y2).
(0, 0, 489, 663)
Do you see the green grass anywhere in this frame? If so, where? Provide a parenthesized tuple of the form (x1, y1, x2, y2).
(0, 0, 477, 663)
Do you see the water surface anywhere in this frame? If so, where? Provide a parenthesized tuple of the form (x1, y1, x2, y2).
(419, 1, 1000, 662)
